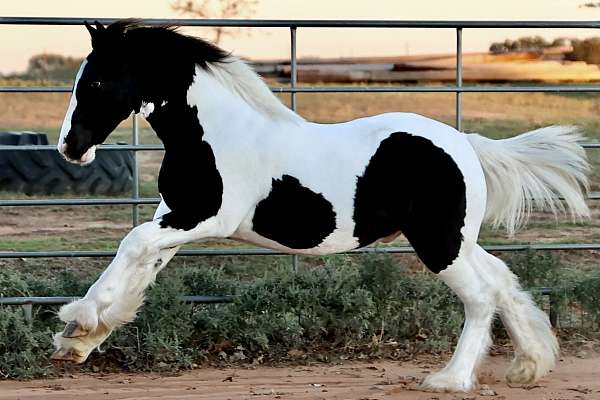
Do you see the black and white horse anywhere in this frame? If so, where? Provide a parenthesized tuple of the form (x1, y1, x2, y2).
(52, 20, 590, 392)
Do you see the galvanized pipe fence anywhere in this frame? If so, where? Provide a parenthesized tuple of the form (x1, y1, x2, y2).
(1, 17, 599, 324)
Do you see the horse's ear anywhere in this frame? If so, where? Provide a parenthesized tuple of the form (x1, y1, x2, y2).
(94, 20, 106, 32)
(84, 20, 106, 50)
(84, 20, 96, 37)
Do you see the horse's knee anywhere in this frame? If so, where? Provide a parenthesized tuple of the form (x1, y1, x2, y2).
(440, 255, 498, 319)
(119, 223, 161, 259)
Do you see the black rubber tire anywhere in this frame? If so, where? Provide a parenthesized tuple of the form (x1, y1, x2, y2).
(0, 132, 134, 195)
(0, 131, 49, 145)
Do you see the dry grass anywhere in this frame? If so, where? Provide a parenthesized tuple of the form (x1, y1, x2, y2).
(292, 90, 600, 129)
(3, 85, 600, 131)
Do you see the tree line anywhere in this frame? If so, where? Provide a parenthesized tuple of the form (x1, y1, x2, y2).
(489, 36, 600, 65)
(5, 34, 600, 82)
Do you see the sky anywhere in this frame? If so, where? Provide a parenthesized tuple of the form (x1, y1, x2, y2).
(1, 0, 599, 74)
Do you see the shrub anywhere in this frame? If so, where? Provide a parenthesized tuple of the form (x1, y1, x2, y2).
(0, 252, 599, 378)
(571, 272, 600, 326)
(192, 258, 378, 353)
(105, 272, 196, 370)
(0, 270, 30, 297)
(0, 308, 53, 379)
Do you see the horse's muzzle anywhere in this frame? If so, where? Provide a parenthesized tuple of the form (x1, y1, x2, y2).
(58, 144, 97, 166)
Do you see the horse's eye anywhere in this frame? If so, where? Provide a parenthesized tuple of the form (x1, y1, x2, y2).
(90, 81, 102, 89)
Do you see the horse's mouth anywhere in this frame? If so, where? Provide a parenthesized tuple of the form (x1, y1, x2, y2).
(58, 144, 97, 166)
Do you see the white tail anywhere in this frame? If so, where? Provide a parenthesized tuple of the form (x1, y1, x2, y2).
(467, 126, 590, 235)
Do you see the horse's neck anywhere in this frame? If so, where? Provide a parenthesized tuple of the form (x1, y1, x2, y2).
(146, 66, 304, 162)
(143, 72, 256, 147)
(187, 68, 265, 138)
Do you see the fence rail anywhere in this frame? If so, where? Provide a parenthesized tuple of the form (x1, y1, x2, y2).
(2, 243, 600, 259)
(279, 86, 600, 93)
(5, 85, 600, 94)
(2, 17, 600, 28)
(0, 295, 234, 306)
(2, 193, 600, 208)
(1, 17, 599, 313)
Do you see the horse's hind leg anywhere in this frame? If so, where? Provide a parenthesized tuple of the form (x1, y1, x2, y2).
(474, 246, 558, 385)
(419, 242, 497, 392)
(420, 243, 558, 392)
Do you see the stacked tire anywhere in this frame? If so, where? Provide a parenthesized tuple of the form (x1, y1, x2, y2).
(0, 132, 134, 195)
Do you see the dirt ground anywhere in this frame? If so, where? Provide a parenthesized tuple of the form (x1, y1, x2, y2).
(1, 356, 599, 400)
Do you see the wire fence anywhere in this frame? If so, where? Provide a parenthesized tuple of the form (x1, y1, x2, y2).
(1, 17, 599, 321)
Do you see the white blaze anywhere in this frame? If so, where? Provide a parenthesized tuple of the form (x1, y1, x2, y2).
(58, 59, 88, 155)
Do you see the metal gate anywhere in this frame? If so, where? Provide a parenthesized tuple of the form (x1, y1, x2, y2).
(0, 17, 599, 310)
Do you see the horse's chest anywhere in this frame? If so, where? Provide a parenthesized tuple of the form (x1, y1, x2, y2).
(148, 103, 224, 230)
(158, 142, 223, 230)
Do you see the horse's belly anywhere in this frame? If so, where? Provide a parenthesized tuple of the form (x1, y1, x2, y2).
(230, 227, 359, 255)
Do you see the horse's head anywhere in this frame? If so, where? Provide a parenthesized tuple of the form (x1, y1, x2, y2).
(58, 20, 231, 164)
(58, 21, 142, 164)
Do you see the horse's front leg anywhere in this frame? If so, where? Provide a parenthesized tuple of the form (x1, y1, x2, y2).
(51, 217, 221, 363)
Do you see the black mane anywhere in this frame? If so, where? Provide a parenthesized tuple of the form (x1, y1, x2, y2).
(95, 19, 230, 69)
(85, 19, 232, 103)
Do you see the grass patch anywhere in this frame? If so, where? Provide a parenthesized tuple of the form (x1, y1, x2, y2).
(0, 235, 120, 252)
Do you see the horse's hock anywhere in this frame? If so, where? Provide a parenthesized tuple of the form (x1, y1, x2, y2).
(0, 132, 134, 195)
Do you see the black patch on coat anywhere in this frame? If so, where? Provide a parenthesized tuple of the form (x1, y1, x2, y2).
(353, 132, 466, 273)
(252, 175, 336, 249)
(146, 100, 223, 231)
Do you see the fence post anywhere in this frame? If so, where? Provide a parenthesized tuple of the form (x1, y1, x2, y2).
(549, 295, 559, 328)
(132, 113, 140, 226)
(290, 26, 298, 111)
(22, 303, 33, 322)
(290, 26, 299, 273)
(455, 27, 462, 131)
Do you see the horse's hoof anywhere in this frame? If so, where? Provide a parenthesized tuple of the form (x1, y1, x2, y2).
(420, 372, 477, 393)
(62, 321, 89, 338)
(50, 348, 86, 364)
(506, 356, 538, 385)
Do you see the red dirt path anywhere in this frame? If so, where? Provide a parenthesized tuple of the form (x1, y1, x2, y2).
(1, 355, 599, 400)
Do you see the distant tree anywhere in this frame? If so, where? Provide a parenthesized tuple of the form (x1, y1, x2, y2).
(581, 2, 600, 7)
(25, 53, 83, 81)
(566, 38, 600, 64)
(489, 42, 507, 54)
(551, 38, 570, 47)
(489, 36, 551, 54)
(171, 0, 259, 44)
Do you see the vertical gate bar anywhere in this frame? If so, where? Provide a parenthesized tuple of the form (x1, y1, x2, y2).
(290, 26, 298, 111)
(22, 304, 33, 322)
(455, 27, 463, 131)
(132, 113, 140, 227)
(549, 294, 558, 328)
(290, 26, 299, 273)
